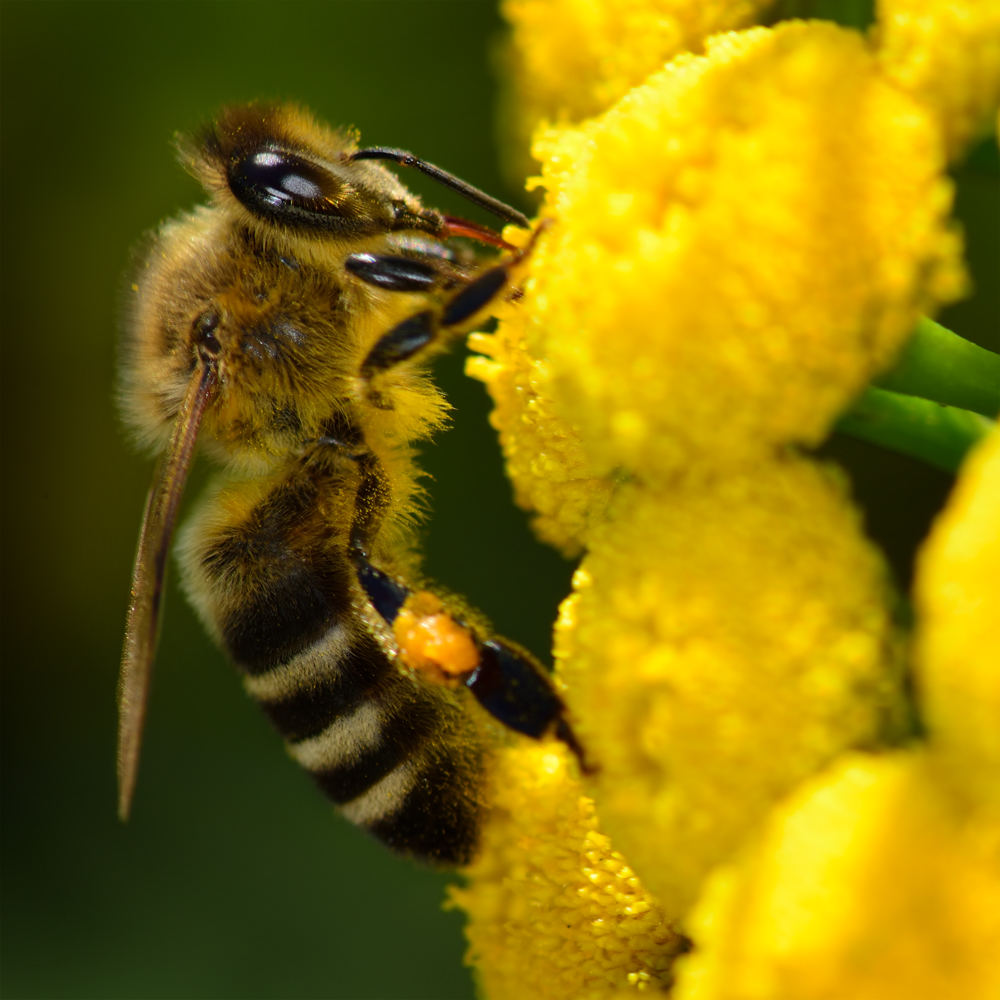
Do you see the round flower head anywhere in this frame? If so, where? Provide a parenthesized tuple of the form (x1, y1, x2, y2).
(498, 0, 776, 178)
(449, 742, 688, 999)
(521, 21, 965, 477)
(675, 752, 1000, 1000)
(915, 427, 1000, 812)
(876, 0, 1000, 161)
(553, 459, 909, 913)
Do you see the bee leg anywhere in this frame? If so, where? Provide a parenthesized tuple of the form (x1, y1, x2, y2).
(467, 638, 593, 773)
(313, 420, 407, 621)
(347, 451, 593, 773)
(359, 261, 513, 407)
(341, 448, 414, 629)
(359, 223, 550, 408)
(344, 253, 441, 293)
(360, 311, 436, 386)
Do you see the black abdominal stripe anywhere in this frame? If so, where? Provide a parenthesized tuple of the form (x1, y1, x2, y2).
(240, 621, 483, 865)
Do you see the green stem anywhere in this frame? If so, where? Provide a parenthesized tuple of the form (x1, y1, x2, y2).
(835, 387, 994, 474)
(875, 317, 1000, 418)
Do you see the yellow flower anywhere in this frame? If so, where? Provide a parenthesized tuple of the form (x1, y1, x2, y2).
(473, 18, 966, 553)
(670, 430, 1000, 998)
(914, 428, 1000, 812)
(449, 743, 688, 1000)
(876, 0, 1000, 161)
(468, 299, 613, 555)
(553, 459, 908, 915)
(481, 22, 965, 480)
(677, 432, 1000, 1000)
(674, 750, 1000, 1000)
(498, 0, 777, 177)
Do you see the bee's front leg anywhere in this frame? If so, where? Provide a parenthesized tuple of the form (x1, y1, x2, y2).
(359, 258, 516, 407)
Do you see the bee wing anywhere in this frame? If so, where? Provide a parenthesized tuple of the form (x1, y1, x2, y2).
(117, 363, 216, 820)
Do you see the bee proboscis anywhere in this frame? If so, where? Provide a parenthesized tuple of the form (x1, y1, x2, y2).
(118, 103, 584, 865)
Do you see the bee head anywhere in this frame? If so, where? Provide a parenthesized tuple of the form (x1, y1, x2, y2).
(178, 103, 446, 254)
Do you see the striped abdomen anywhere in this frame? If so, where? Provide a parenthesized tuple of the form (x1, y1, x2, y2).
(180, 460, 486, 865)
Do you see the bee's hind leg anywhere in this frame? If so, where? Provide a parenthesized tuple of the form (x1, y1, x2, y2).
(346, 450, 413, 625)
(346, 450, 593, 774)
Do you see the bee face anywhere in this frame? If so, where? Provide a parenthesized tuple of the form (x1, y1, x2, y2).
(117, 103, 585, 862)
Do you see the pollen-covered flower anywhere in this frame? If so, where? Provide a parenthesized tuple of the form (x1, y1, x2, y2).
(484, 22, 966, 479)
(914, 427, 1000, 812)
(674, 750, 1000, 1000)
(467, 298, 613, 555)
(498, 0, 777, 178)
(449, 743, 688, 999)
(670, 430, 1000, 998)
(553, 458, 908, 914)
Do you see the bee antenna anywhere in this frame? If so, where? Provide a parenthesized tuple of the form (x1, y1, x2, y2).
(348, 147, 531, 230)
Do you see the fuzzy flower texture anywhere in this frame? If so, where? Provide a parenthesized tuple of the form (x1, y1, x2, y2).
(449, 2, 1000, 998)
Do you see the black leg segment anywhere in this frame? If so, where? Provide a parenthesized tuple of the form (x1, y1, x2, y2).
(358, 230, 532, 399)
(466, 639, 563, 739)
(441, 266, 508, 327)
(352, 547, 411, 626)
(345, 254, 440, 293)
(361, 311, 436, 378)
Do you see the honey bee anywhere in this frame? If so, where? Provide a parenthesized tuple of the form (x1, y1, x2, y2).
(118, 103, 584, 865)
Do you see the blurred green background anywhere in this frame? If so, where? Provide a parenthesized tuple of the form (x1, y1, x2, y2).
(1, 3, 996, 999)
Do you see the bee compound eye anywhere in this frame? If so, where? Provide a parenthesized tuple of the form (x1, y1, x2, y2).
(193, 310, 222, 355)
(229, 148, 343, 218)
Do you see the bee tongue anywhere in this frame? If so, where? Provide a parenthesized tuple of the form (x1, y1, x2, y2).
(117, 362, 216, 820)
(441, 215, 518, 251)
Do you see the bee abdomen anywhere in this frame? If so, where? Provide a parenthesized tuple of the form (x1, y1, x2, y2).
(245, 626, 484, 865)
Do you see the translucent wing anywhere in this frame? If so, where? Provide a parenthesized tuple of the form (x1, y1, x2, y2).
(117, 363, 216, 819)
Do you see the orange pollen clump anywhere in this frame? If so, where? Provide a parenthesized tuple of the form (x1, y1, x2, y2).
(393, 590, 480, 683)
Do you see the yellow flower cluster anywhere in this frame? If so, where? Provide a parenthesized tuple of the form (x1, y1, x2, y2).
(456, 2, 1000, 997)
(677, 749, 1000, 1000)
(499, 22, 965, 477)
(674, 433, 1000, 998)
(914, 427, 1000, 813)
(468, 299, 613, 555)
